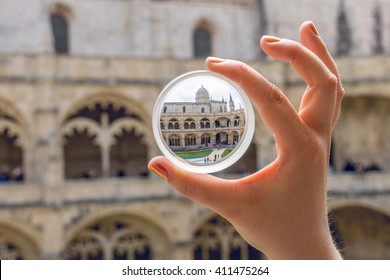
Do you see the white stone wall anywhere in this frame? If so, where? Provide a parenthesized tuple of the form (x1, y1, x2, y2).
(0, 0, 259, 58)
(3, 0, 389, 58)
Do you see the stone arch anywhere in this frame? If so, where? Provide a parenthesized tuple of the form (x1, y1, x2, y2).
(60, 118, 101, 145)
(215, 131, 228, 145)
(0, 219, 41, 259)
(59, 92, 151, 132)
(168, 118, 180, 130)
(201, 133, 211, 146)
(59, 93, 152, 178)
(110, 118, 149, 177)
(192, 213, 264, 260)
(231, 130, 240, 144)
(200, 118, 210, 129)
(184, 133, 197, 147)
(168, 134, 181, 147)
(333, 95, 390, 172)
(184, 118, 196, 130)
(328, 203, 390, 259)
(233, 115, 241, 127)
(0, 99, 29, 182)
(65, 211, 171, 260)
(0, 98, 28, 129)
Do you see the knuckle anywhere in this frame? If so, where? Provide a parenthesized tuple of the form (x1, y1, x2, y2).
(326, 73, 338, 89)
(337, 84, 346, 100)
(180, 180, 197, 200)
(238, 62, 255, 85)
(265, 83, 284, 104)
(315, 73, 338, 94)
(291, 43, 303, 64)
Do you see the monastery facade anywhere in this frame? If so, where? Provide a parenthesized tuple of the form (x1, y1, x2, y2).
(0, 0, 389, 260)
(161, 85, 245, 151)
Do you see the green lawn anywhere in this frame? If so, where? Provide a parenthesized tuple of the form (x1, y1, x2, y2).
(221, 148, 233, 158)
(176, 149, 213, 159)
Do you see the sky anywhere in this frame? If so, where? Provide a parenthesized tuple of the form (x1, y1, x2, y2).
(163, 74, 243, 110)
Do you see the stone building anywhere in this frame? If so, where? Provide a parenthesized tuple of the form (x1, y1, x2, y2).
(0, 0, 389, 259)
(161, 85, 245, 152)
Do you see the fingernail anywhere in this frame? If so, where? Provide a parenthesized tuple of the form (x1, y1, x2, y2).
(207, 56, 225, 63)
(309, 22, 319, 36)
(148, 164, 169, 180)
(262, 35, 281, 43)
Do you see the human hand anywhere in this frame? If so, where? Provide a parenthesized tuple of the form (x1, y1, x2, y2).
(148, 21, 344, 259)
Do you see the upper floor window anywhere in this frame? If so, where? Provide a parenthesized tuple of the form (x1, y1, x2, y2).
(193, 26, 211, 58)
(336, 0, 352, 56)
(373, 5, 384, 54)
(51, 14, 69, 54)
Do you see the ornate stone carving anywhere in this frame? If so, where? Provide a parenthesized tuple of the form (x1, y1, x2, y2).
(66, 218, 151, 260)
(194, 215, 261, 260)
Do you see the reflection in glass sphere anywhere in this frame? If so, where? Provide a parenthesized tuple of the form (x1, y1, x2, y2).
(153, 71, 254, 173)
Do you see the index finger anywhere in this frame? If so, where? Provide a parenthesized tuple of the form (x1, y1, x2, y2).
(206, 57, 307, 153)
(261, 36, 338, 134)
(299, 21, 345, 126)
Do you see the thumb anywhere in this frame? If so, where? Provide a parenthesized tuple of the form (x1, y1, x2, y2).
(148, 156, 238, 214)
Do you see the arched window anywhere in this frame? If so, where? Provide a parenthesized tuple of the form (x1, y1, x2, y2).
(216, 132, 228, 145)
(61, 102, 148, 179)
(168, 119, 180, 130)
(50, 13, 69, 54)
(227, 119, 231, 127)
(0, 108, 24, 183)
(0, 226, 40, 259)
(168, 135, 181, 147)
(234, 116, 241, 127)
(232, 131, 240, 144)
(193, 26, 211, 58)
(193, 215, 263, 260)
(201, 107, 205, 113)
(185, 134, 197, 146)
(66, 217, 161, 260)
(201, 134, 211, 145)
(200, 118, 211, 129)
(183, 106, 186, 113)
(184, 119, 195, 130)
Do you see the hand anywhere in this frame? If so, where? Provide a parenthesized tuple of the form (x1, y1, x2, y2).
(148, 21, 344, 259)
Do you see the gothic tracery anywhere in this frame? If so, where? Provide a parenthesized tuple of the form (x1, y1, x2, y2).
(193, 215, 263, 260)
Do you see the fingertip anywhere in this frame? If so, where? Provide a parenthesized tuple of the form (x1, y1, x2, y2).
(300, 21, 314, 32)
(206, 56, 225, 64)
(300, 21, 321, 45)
(205, 56, 227, 73)
(148, 156, 170, 180)
(260, 37, 297, 62)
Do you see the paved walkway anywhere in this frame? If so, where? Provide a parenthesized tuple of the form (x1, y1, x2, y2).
(184, 148, 228, 164)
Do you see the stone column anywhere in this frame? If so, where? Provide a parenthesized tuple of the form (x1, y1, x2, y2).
(101, 144, 111, 178)
(180, 133, 185, 149)
(98, 114, 112, 178)
(40, 210, 65, 259)
(32, 54, 64, 187)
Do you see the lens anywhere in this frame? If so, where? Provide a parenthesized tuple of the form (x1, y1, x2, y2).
(153, 70, 255, 173)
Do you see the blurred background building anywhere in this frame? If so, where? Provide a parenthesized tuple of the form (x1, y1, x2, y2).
(0, 0, 389, 259)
